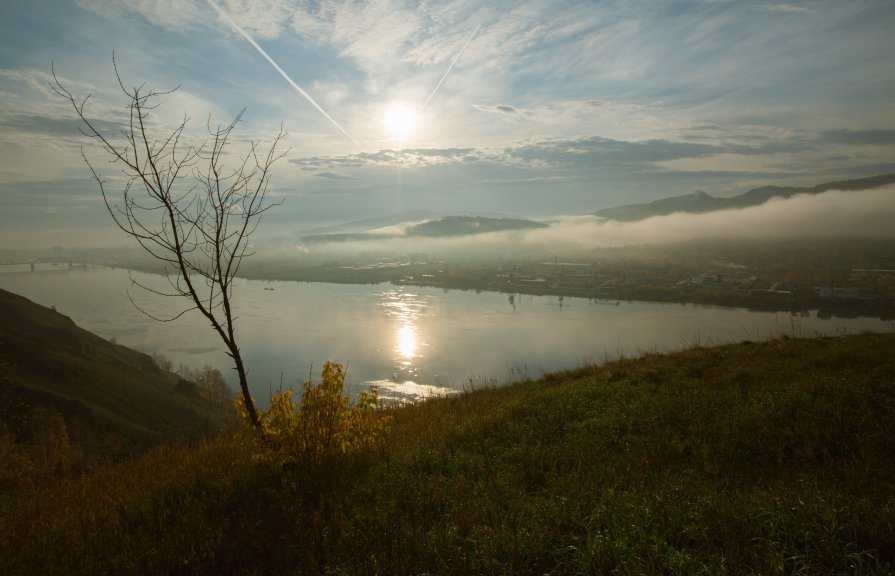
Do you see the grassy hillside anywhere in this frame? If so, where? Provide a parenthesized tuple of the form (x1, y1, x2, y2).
(2, 332, 894, 574)
(0, 288, 232, 465)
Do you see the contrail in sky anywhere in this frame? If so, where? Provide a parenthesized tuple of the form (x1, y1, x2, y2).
(423, 22, 482, 110)
(205, 0, 361, 149)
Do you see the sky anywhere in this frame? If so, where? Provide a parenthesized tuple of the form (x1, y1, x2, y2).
(2, 0, 895, 249)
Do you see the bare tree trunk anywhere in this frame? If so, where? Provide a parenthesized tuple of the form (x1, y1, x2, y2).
(231, 349, 257, 427)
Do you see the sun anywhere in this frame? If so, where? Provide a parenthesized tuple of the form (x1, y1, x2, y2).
(383, 104, 417, 139)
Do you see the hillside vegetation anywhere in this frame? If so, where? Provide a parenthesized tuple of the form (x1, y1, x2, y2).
(2, 331, 894, 574)
(0, 288, 232, 468)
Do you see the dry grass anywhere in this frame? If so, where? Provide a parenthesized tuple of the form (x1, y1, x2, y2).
(2, 333, 894, 575)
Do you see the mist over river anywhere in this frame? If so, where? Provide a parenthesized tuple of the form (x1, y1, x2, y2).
(1, 265, 892, 405)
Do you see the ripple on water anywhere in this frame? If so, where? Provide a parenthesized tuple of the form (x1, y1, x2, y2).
(366, 379, 457, 404)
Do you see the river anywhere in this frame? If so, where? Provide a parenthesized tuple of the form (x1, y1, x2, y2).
(1, 264, 891, 405)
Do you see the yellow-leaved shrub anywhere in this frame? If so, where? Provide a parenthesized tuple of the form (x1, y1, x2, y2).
(235, 362, 390, 462)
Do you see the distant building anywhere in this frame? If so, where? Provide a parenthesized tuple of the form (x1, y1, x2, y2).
(814, 286, 881, 301)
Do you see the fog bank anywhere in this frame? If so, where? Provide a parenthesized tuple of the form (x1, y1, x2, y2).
(294, 185, 895, 258)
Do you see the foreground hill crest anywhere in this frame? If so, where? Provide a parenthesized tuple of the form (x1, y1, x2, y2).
(0, 287, 232, 463)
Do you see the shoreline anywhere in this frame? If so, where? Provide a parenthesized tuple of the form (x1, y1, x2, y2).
(9, 259, 893, 320)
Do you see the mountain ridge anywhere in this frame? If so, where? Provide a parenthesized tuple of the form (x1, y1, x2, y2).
(595, 173, 895, 222)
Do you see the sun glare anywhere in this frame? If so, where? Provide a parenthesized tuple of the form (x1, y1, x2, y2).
(398, 323, 417, 361)
(384, 104, 417, 139)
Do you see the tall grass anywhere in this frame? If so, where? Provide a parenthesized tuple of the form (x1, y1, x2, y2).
(2, 333, 894, 574)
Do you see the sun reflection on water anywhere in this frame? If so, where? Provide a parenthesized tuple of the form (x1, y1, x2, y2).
(371, 289, 460, 402)
(398, 323, 417, 362)
(379, 289, 427, 378)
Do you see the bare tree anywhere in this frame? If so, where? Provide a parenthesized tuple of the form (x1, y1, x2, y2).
(51, 59, 286, 428)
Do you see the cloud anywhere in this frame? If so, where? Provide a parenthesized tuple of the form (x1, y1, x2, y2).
(75, 0, 206, 33)
(314, 171, 357, 180)
(217, 0, 292, 39)
(755, 3, 812, 14)
(290, 146, 479, 170)
(77, 0, 296, 41)
(0, 66, 229, 155)
(329, 2, 423, 68)
(820, 130, 895, 146)
(0, 113, 120, 140)
(289, 136, 729, 173)
(473, 104, 518, 115)
(0, 68, 89, 104)
(475, 176, 574, 186)
(0, 177, 103, 205)
(506, 137, 722, 169)
(284, 133, 830, 187)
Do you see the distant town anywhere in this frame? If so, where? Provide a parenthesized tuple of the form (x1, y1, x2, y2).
(314, 238, 894, 318)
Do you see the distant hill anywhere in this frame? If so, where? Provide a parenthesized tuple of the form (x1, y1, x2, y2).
(596, 189, 726, 222)
(0, 288, 233, 463)
(300, 214, 547, 244)
(298, 210, 437, 236)
(405, 216, 548, 237)
(595, 173, 895, 222)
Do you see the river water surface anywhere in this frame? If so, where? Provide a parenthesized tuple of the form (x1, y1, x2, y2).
(1, 265, 891, 404)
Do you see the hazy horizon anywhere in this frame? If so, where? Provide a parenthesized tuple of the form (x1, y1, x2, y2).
(2, 0, 895, 250)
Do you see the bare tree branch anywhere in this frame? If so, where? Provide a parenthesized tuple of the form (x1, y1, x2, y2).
(51, 59, 288, 428)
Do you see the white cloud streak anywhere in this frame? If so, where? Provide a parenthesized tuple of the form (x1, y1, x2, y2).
(756, 3, 812, 13)
(205, 0, 362, 149)
(423, 21, 481, 109)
